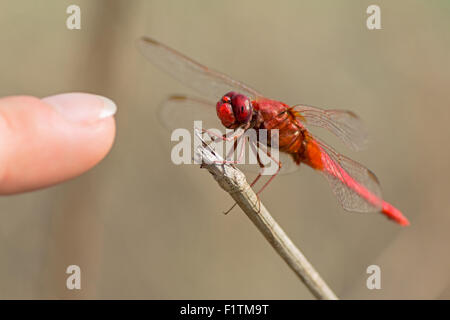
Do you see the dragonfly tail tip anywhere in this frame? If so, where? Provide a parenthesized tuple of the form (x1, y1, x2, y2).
(381, 201, 410, 226)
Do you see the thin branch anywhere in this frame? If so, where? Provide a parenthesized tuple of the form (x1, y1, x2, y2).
(195, 131, 338, 300)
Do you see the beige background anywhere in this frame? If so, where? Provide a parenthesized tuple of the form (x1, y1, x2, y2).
(0, 0, 449, 299)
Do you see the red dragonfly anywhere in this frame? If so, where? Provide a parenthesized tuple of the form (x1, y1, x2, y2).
(138, 36, 409, 226)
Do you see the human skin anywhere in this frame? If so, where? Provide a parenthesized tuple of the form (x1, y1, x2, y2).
(0, 92, 116, 194)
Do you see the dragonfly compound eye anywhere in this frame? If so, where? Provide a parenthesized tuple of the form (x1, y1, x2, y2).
(231, 94, 252, 124)
(216, 100, 236, 128)
(223, 91, 237, 102)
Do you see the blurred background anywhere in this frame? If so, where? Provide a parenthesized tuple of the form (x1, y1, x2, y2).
(0, 0, 449, 299)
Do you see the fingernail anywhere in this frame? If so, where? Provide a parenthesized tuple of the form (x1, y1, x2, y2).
(43, 92, 117, 124)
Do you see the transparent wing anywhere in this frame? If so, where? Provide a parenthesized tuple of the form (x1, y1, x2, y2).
(240, 139, 300, 175)
(159, 95, 222, 132)
(292, 104, 368, 151)
(138, 37, 263, 101)
(310, 136, 382, 212)
(160, 95, 299, 175)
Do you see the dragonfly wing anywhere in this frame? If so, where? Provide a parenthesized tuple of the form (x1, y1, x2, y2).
(310, 136, 382, 212)
(241, 139, 299, 175)
(159, 95, 222, 132)
(276, 152, 301, 174)
(292, 104, 368, 151)
(138, 37, 263, 101)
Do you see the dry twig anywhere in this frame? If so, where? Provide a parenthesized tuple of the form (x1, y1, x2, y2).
(195, 130, 338, 300)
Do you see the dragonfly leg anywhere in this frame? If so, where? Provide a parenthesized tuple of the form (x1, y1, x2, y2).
(223, 150, 266, 215)
(254, 141, 282, 196)
(217, 135, 247, 164)
(223, 202, 237, 215)
(249, 147, 265, 188)
(252, 156, 266, 214)
(202, 129, 248, 165)
(215, 133, 281, 215)
(201, 127, 246, 142)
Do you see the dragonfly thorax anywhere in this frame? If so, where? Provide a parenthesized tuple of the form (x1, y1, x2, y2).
(216, 91, 253, 129)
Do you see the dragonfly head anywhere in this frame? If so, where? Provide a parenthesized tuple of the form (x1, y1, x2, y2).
(216, 91, 253, 129)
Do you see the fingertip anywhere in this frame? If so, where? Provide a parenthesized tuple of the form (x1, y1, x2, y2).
(0, 93, 117, 194)
(42, 92, 117, 124)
